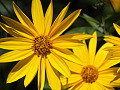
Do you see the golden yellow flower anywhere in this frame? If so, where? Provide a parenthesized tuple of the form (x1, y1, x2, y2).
(0, 0, 92, 90)
(101, 0, 120, 12)
(60, 32, 120, 90)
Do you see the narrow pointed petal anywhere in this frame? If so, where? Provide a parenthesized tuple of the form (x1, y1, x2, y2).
(0, 37, 32, 50)
(54, 33, 92, 40)
(13, 2, 38, 35)
(97, 67, 118, 87)
(47, 51, 71, 77)
(113, 23, 120, 35)
(46, 58, 61, 90)
(89, 32, 97, 65)
(49, 9, 81, 40)
(0, 23, 33, 39)
(50, 2, 70, 33)
(104, 35, 120, 45)
(60, 74, 82, 86)
(52, 46, 83, 65)
(94, 43, 113, 68)
(24, 55, 40, 87)
(31, 0, 44, 34)
(98, 58, 120, 71)
(90, 82, 104, 90)
(73, 40, 90, 65)
(1, 15, 35, 37)
(0, 50, 34, 63)
(45, 0, 53, 35)
(38, 57, 45, 90)
(63, 59, 83, 73)
(52, 39, 83, 49)
(7, 55, 34, 83)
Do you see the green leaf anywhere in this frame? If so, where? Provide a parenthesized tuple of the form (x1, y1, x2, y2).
(81, 14, 104, 33)
(64, 27, 103, 37)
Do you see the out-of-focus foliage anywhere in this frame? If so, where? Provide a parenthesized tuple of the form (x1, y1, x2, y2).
(0, 0, 120, 90)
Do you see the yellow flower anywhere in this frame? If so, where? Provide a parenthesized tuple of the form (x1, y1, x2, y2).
(0, 0, 92, 90)
(60, 32, 120, 90)
(101, 0, 120, 12)
(104, 23, 120, 71)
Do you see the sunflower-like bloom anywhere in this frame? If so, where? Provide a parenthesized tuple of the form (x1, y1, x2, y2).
(60, 32, 120, 90)
(0, 0, 92, 90)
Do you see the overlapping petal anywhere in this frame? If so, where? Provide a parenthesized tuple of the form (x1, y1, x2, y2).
(44, 0, 53, 35)
(31, 0, 44, 34)
(13, 2, 38, 35)
(50, 2, 70, 33)
(38, 57, 45, 90)
(89, 31, 97, 65)
(24, 55, 40, 87)
(47, 51, 71, 77)
(46, 58, 61, 90)
(1, 15, 35, 37)
(7, 55, 34, 83)
(49, 9, 81, 40)
(0, 50, 34, 62)
(0, 37, 32, 50)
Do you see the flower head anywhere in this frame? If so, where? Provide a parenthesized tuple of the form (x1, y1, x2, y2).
(60, 32, 120, 90)
(0, 0, 92, 90)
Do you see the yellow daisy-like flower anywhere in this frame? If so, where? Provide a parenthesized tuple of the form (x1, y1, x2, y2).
(0, 0, 92, 90)
(60, 32, 120, 90)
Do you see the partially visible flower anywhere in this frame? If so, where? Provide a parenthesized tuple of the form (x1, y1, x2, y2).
(60, 32, 120, 90)
(104, 23, 120, 71)
(0, 0, 92, 90)
(101, 0, 120, 12)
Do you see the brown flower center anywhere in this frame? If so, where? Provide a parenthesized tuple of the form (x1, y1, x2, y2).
(81, 65, 98, 83)
(32, 35, 52, 57)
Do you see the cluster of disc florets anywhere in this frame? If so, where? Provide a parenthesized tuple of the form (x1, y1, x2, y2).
(32, 35, 52, 57)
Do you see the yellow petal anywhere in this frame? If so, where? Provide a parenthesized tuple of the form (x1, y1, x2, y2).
(89, 31, 97, 65)
(49, 9, 81, 40)
(24, 55, 40, 87)
(0, 37, 32, 50)
(31, 0, 44, 34)
(47, 51, 71, 77)
(52, 46, 83, 65)
(94, 43, 113, 68)
(63, 59, 83, 73)
(78, 83, 89, 90)
(0, 23, 33, 39)
(38, 57, 45, 90)
(49, 2, 70, 33)
(73, 40, 90, 66)
(97, 67, 118, 87)
(113, 23, 120, 35)
(1, 15, 35, 37)
(90, 82, 104, 90)
(104, 35, 120, 46)
(13, 1, 38, 35)
(44, 0, 53, 35)
(98, 55, 120, 71)
(52, 39, 83, 49)
(7, 55, 34, 83)
(0, 50, 34, 63)
(69, 82, 85, 90)
(60, 74, 82, 86)
(46, 58, 61, 90)
(54, 33, 92, 40)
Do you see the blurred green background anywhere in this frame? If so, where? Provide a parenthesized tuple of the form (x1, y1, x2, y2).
(0, 0, 120, 90)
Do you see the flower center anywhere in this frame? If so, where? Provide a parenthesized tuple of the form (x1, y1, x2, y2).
(32, 35, 52, 57)
(81, 65, 98, 83)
